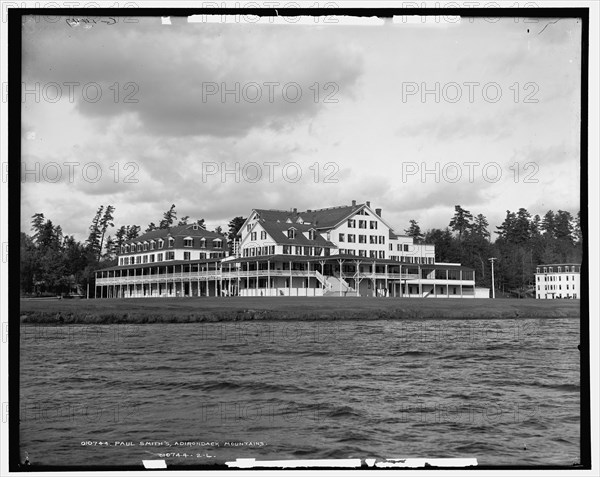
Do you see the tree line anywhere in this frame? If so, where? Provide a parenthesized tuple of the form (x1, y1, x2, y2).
(20, 203, 582, 297)
(404, 205, 583, 296)
(20, 204, 246, 296)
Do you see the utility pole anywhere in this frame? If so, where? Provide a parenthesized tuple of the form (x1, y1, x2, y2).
(489, 257, 497, 299)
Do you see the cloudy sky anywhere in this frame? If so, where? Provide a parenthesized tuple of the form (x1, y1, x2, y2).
(21, 14, 582, 241)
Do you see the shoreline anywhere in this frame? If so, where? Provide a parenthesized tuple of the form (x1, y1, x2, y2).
(19, 297, 581, 324)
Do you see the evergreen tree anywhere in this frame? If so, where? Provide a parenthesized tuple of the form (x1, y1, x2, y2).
(449, 205, 473, 240)
(405, 219, 423, 243)
(159, 204, 177, 229)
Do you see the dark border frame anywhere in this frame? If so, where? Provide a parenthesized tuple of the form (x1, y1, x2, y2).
(8, 6, 590, 471)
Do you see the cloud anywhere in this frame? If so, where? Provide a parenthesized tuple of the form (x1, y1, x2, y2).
(22, 19, 364, 138)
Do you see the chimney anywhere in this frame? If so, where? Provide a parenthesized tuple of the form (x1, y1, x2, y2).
(307, 209, 312, 212)
(293, 208, 297, 213)
(366, 201, 371, 208)
(375, 208, 382, 217)
(351, 200, 356, 206)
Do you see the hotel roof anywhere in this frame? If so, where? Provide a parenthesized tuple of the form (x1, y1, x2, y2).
(123, 224, 224, 246)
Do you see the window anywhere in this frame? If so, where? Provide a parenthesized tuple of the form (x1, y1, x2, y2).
(348, 234, 356, 243)
(136, 256, 141, 264)
(379, 236, 385, 244)
(308, 230, 316, 240)
(370, 251, 376, 258)
(158, 239, 164, 249)
(150, 241, 155, 250)
(157, 253, 163, 261)
(379, 250, 385, 259)
(168, 237, 174, 248)
(295, 246, 302, 254)
(370, 235, 376, 244)
(143, 242, 148, 251)
(288, 228, 296, 239)
(348, 219, 356, 228)
(339, 233, 345, 242)
(137, 243, 142, 252)
(184, 252, 191, 260)
(359, 235, 367, 244)
(200, 238, 206, 248)
(389, 244, 393, 251)
(166, 251, 175, 260)
(359, 250, 366, 257)
(251, 232, 257, 241)
(314, 247, 322, 256)
(403, 244, 409, 252)
(304, 246, 312, 255)
(283, 245, 291, 254)
(150, 254, 155, 263)
(213, 239, 222, 249)
(261, 231, 267, 240)
(143, 255, 148, 263)
(359, 220, 366, 229)
(370, 221, 378, 229)
(125, 244, 130, 253)
(184, 238, 193, 247)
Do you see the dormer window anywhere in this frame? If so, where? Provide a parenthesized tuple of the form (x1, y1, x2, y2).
(143, 242, 148, 251)
(192, 224, 199, 231)
(200, 238, 206, 248)
(168, 237, 175, 248)
(158, 239, 164, 249)
(150, 240, 155, 250)
(184, 237, 193, 247)
(287, 228, 296, 239)
(296, 217, 304, 224)
(136, 243, 142, 252)
(125, 244, 130, 253)
(213, 238, 222, 249)
(308, 229, 316, 240)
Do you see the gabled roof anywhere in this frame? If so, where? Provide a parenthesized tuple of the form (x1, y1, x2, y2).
(124, 225, 223, 246)
(253, 204, 364, 230)
(259, 221, 336, 247)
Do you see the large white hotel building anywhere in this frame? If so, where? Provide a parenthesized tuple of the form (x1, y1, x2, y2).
(95, 201, 489, 299)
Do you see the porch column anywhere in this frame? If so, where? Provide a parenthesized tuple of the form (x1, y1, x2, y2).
(446, 269, 449, 298)
(385, 264, 388, 297)
(307, 261, 310, 296)
(267, 260, 271, 296)
(289, 261, 292, 296)
(338, 259, 344, 296)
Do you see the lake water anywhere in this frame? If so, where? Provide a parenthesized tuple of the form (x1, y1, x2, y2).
(19, 318, 581, 468)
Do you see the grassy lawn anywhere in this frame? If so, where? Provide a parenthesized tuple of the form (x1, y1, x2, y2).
(19, 297, 581, 323)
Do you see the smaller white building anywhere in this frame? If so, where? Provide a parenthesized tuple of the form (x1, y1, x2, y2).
(535, 263, 581, 299)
